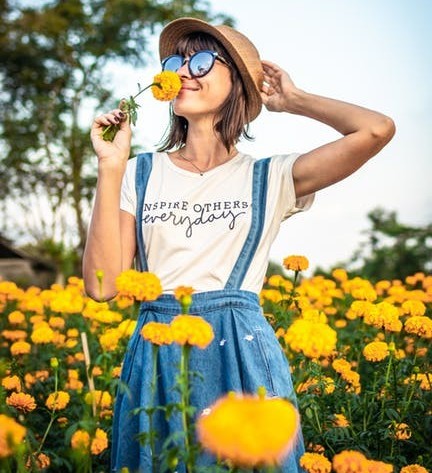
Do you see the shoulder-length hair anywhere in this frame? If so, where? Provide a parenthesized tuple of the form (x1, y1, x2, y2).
(157, 32, 254, 153)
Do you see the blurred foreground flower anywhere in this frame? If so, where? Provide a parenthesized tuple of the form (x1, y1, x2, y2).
(102, 71, 181, 141)
(0, 414, 26, 458)
(196, 389, 299, 468)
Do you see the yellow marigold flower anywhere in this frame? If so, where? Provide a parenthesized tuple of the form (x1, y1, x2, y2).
(260, 289, 283, 304)
(401, 299, 426, 317)
(284, 319, 337, 359)
(300, 452, 332, 473)
(0, 414, 26, 458)
(151, 71, 182, 101)
(332, 268, 348, 282)
(112, 366, 122, 378)
(404, 372, 431, 391)
(65, 370, 84, 391)
(117, 319, 137, 337)
(335, 319, 347, 328)
(115, 270, 162, 301)
(1, 375, 21, 392)
(174, 285, 194, 300)
(99, 328, 120, 351)
(6, 392, 37, 413)
(364, 301, 402, 332)
(31, 324, 54, 344)
(400, 465, 429, 473)
(340, 370, 361, 394)
(114, 294, 135, 309)
(348, 300, 377, 319)
(333, 413, 350, 427)
(301, 308, 328, 324)
(45, 391, 70, 410)
(332, 450, 368, 473)
(296, 377, 335, 395)
(363, 341, 389, 362)
(141, 321, 173, 346)
(332, 358, 352, 374)
(26, 452, 51, 470)
(8, 310, 25, 325)
(283, 255, 309, 271)
(91, 309, 123, 324)
(197, 392, 299, 467)
(351, 286, 377, 302)
(393, 422, 411, 440)
(85, 390, 112, 409)
(404, 316, 432, 339)
(90, 428, 108, 455)
(71, 429, 90, 452)
(170, 315, 214, 349)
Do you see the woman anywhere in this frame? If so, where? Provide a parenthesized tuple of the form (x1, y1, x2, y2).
(83, 17, 395, 473)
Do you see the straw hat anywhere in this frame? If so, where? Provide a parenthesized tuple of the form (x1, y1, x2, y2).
(159, 17, 264, 122)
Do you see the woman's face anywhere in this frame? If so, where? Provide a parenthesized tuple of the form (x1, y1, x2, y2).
(172, 50, 233, 121)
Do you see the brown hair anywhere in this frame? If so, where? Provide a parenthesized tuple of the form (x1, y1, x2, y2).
(157, 33, 254, 153)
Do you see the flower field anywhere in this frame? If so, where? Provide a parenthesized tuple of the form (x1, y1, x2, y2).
(0, 258, 431, 472)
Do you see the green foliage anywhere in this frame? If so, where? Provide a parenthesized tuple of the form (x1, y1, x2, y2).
(0, 0, 232, 263)
(348, 208, 432, 282)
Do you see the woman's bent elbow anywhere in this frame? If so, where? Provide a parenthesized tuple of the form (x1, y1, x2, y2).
(372, 115, 396, 147)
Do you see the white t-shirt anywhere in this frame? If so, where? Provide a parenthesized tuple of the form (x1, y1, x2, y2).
(120, 151, 314, 294)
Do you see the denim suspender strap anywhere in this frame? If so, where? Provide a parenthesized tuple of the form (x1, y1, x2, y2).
(224, 157, 270, 290)
(135, 152, 153, 272)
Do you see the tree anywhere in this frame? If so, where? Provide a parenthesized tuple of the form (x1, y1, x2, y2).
(0, 0, 232, 273)
(347, 207, 432, 281)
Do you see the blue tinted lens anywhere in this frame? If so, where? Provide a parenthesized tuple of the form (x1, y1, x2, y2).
(189, 51, 215, 77)
(162, 55, 184, 72)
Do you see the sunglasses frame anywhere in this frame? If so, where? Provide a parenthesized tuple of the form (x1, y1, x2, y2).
(161, 49, 229, 78)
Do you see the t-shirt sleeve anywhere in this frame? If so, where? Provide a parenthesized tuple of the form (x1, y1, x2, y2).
(268, 153, 315, 221)
(120, 157, 138, 216)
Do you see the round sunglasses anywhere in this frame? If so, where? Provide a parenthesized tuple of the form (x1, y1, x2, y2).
(161, 50, 229, 78)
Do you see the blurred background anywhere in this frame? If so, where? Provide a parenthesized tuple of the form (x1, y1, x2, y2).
(1, 0, 431, 286)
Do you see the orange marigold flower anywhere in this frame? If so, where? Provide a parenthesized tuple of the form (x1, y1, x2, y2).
(300, 452, 332, 473)
(151, 71, 182, 101)
(363, 341, 389, 362)
(283, 255, 309, 272)
(197, 391, 299, 467)
(404, 316, 432, 339)
(26, 452, 51, 470)
(332, 268, 348, 282)
(332, 358, 352, 374)
(6, 392, 37, 413)
(45, 391, 70, 410)
(3, 329, 27, 342)
(71, 429, 90, 452)
(90, 428, 108, 455)
(332, 450, 368, 473)
(393, 422, 411, 440)
(115, 270, 162, 301)
(366, 460, 394, 473)
(1, 375, 21, 392)
(333, 413, 350, 427)
(401, 300, 426, 317)
(174, 285, 194, 300)
(404, 372, 431, 391)
(400, 465, 429, 473)
(8, 310, 25, 325)
(0, 414, 26, 458)
(141, 321, 173, 346)
(170, 315, 214, 349)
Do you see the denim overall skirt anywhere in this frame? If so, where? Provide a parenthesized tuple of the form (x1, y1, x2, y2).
(111, 154, 305, 472)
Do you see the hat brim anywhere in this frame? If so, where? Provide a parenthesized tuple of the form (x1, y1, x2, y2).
(159, 17, 263, 122)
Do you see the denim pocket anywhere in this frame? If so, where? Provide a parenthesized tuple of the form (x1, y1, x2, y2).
(254, 325, 278, 397)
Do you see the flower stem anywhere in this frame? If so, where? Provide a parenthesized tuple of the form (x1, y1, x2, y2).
(179, 344, 194, 472)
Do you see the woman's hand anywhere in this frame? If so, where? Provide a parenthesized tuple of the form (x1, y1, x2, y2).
(260, 60, 301, 113)
(90, 106, 132, 167)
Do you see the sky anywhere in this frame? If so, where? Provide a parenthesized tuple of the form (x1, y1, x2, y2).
(112, 0, 432, 274)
